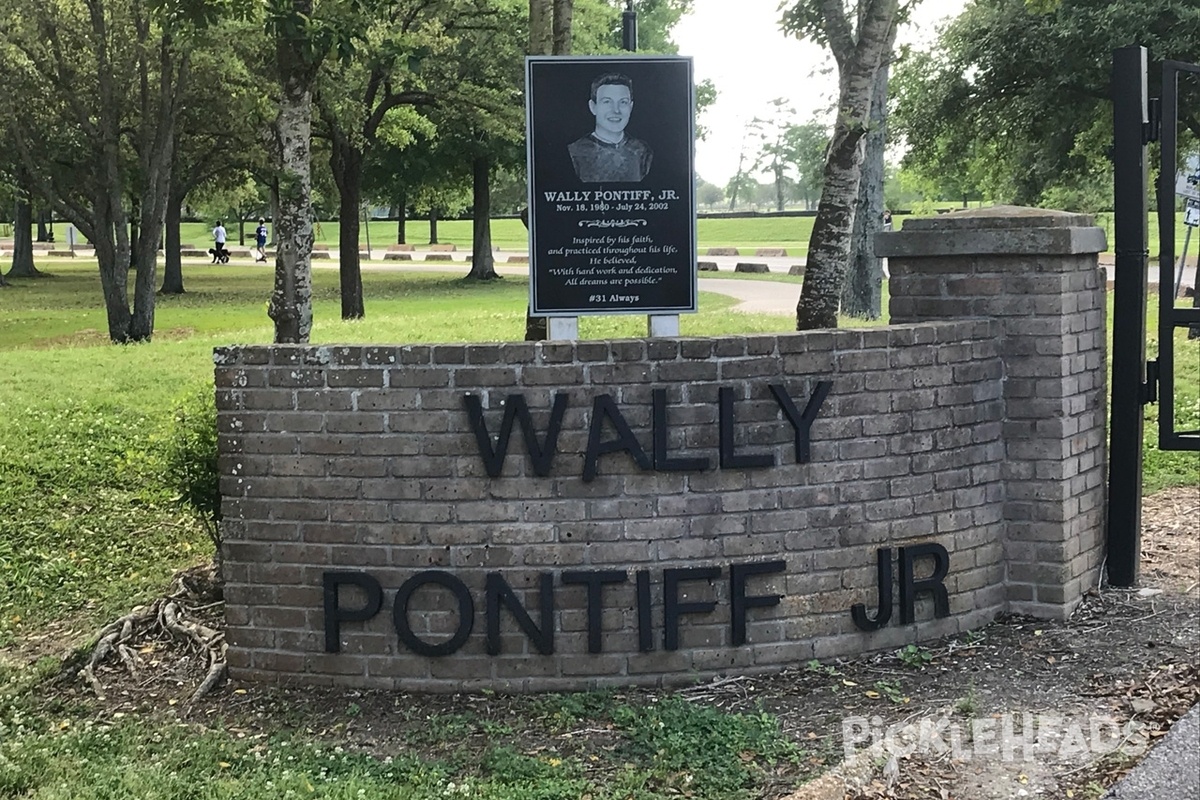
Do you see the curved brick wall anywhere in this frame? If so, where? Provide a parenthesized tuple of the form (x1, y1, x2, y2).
(217, 322, 1007, 691)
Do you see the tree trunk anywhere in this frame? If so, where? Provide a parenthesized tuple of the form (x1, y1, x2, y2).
(524, 0, 573, 340)
(467, 155, 498, 280)
(129, 32, 185, 341)
(332, 138, 365, 320)
(429, 208, 439, 244)
(96, 198, 135, 343)
(9, 189, 40, 278)
(774, 160, 785, 212)
(270, 0, 317, 344)
(129, 198, 141, 269)
(96, 15, 136, 345)
(160, 189, 185, 294)
(552, 0, 574, 55)
(36, 207, 52, 242)
(269, 187, 281, 245)
(795, 0, 898, 331)
(396, 190, 407, 244)
(529, 0, 552, 54)
(794, 126, 865, 329)
(840, 44, 893, 320)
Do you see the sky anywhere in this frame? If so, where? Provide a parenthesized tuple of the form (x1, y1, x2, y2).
(671, 0, 969, 187)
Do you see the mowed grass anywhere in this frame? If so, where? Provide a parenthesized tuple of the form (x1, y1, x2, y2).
(1143, 293, 1200, 493)
(0, 693, 813, 800)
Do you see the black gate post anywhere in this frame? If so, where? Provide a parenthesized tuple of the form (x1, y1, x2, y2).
(1107, 46, 1151, 587)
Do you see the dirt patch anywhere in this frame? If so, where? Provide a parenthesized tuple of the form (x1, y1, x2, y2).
(10, 486, 1199, 799)
(1141, 488, 1200, 592)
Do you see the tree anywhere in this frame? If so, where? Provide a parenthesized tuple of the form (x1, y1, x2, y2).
(782, 0, 899, 330)
(890, 0, 1200, 208)
(1, 0, 217, 342)
(841, 21, 897, 320)
(750, 99, 799, 212)
(267, 0, 322, 344)
(8, 175, 41, 278)
(606, 0, 690, 52)
(524, 0, 575, 341)
(783, 120, 830, 210)
(313, 0, 485, 320)
(725, 140, 755, 210)
(415, 0, 527, 282)
(696, 177, 724, 208)
(160, 29, 274, 295)
(362, 109, 439, 244)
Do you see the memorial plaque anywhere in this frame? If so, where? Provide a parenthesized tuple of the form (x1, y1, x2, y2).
(526, 56, 696, 316)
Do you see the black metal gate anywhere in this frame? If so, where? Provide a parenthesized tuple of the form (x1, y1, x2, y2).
(1156, 59, 1200, 450)
(1108, 47, 1200, 587)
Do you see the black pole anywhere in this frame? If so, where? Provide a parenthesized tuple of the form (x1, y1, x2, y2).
(1106, 46, 1150, 587)
(622, 0, 637, 52)
(1158, 62, 1177, 444)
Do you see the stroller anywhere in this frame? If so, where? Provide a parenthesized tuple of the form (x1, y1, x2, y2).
(209, 244, 231, 264)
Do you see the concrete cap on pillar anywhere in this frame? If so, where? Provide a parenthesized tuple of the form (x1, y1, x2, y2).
(875, 205, 1107, 258)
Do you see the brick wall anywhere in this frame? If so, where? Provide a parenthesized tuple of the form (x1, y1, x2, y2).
(881, 206, 1108, 618)
(215, 206, 1107, 691)
(217, 322, 1007, 691)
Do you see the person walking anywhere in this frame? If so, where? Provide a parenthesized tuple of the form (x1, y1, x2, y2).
(254, 218, 268, 263)
(211, 220, 228, 263)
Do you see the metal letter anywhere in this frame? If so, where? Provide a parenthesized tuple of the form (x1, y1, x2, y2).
(323, 571, 384, 653)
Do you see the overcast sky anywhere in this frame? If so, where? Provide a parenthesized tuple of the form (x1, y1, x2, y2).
(672, 0, 968, 187)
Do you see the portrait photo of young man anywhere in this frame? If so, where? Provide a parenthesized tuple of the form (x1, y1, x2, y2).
(567, 72, 654, 183)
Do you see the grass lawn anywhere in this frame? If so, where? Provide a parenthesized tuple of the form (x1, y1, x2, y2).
(0, 258, 1195, 799)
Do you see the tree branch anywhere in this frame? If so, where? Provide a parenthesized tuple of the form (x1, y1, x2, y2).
(820, 0, 855, 66)
(363, 89, 436, 140)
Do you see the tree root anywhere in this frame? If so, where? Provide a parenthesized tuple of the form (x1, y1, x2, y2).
(78, 563, 226, 710)
(78, 604, 159, 701)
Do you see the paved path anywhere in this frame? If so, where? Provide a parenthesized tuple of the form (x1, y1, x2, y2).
(343, 251, 805, 315)
(347, 250, 1199, 317)
(1104, 704, 1200, 800)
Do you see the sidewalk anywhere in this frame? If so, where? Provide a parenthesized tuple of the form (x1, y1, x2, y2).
(1104, 704, 1200, 799)
(347, 250, 805, 315)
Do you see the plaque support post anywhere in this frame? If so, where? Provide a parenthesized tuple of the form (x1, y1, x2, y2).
(549, 317, 579, 339)
(648, 315, 679, 336)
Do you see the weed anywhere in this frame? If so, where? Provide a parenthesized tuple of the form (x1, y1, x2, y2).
(805, 658, 840, 678)
(611, 696, 804, 798)
(896, 644, 934, 669)
(533, 691, 617, 732)
(872, 680, 908, 704)
(964, 629, 986, 646)
(954, 686, 980, 717)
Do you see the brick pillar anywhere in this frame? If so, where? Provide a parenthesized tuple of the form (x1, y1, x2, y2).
(877, 206, 1108, 619)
